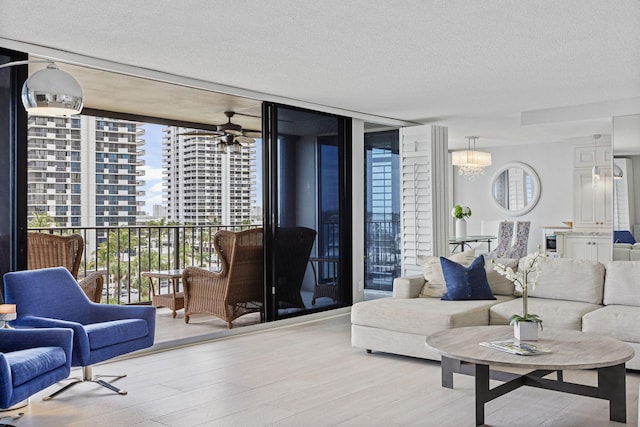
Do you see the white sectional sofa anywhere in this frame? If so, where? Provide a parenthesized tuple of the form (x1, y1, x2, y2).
(351, 257, 640, 370)
(613, 243, 640, 261)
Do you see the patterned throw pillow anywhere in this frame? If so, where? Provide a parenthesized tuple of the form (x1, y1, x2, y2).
(418, 249, 476, 298)
(440, 255, 496, 301)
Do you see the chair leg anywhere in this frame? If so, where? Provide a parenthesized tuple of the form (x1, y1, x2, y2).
(43, 366, 127, 400)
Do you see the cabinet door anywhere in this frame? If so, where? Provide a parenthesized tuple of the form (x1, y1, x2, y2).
(573, 168, 611, 229)
(594, 238, 612, 264)
(565, 236, 592, 260)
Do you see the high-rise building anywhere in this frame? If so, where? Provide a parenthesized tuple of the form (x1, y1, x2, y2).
(27, 115, 145, 228)
(162, 127, 256, 226)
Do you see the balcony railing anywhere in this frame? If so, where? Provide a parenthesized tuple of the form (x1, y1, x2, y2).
(365, 219, 401, 291)
(28, 224, 259, 305)
(30, 219, 401, 302)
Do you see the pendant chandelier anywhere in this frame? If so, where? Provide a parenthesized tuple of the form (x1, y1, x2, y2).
(451, 136, 492, 180)
(0, 60, 83, 116)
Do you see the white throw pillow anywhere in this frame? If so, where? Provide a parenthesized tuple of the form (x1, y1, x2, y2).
(603, 261, 640, 306)
(418, 249, 476, 298)
(483, 256, 518, 296)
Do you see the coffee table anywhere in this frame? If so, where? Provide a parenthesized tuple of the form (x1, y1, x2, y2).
(426, 326, 634, 426)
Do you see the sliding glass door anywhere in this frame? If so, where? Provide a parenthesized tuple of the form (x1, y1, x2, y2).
(262, 103, 351, 321)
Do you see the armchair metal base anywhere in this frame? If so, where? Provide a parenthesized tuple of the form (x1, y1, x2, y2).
(43, 366, 127, 400)
(0, 409, 24, 427)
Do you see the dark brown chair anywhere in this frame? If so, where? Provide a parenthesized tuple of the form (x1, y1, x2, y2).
(274, 226, 317, 309)
(27, 232, 104, 303)
(182, 228, 263, 328)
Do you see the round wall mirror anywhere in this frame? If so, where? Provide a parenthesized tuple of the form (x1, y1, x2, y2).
(490, 162, 540, 216)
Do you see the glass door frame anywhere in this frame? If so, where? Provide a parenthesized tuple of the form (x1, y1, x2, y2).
(262, 102, 352, 322)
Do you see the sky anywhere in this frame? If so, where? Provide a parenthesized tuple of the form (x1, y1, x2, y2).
(140, 123, 165, 215)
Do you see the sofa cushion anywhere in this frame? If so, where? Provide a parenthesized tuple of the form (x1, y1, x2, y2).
(4, 346, 67, 387)
(418, 249, 475, 297)
(484, 256, 518, 296)
(422, 256, 518, 298)
(603, 261, 640, 306)
(441, 256, 496, 301)
(489, 297, 602, 330)
(85, 319, 149, 350)
(527, 258, 605, 304)
(583, 305, 640, 342)
(351, 295, 513, 337)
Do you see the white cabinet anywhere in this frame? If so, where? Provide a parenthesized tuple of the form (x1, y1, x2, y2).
(574, 144, 611, 167)
(573, 145, 612, 230)
(573, 167, 612, 229)
(556, 233, 611, 263)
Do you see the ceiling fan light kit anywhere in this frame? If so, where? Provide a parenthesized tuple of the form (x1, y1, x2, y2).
(178, 111, 259, 153)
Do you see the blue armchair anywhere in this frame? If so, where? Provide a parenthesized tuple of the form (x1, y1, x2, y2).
(0, 328, 73, 410)
(3, 267, 156, 399)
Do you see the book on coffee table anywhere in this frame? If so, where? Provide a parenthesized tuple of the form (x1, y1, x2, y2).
(479, 340, 552, 356)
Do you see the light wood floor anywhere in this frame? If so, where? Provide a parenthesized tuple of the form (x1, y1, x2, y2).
(3, 313, 640, 427)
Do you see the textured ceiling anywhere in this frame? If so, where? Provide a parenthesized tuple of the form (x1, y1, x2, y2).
(1, 0, 639, 150)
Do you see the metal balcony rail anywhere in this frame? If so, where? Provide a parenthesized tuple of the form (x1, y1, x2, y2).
(29, 219, 401, 303)
(28, 224, 259, 305)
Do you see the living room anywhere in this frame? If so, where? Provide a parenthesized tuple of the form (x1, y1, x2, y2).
(1, 2, 640, 426)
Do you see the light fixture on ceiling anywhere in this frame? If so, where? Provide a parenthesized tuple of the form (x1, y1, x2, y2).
(0, 60, 83, 116)
(180, 111, 257, 154)
(451, 136, 492, 180)
(220, 134, 242, 154)
(592, 134, 601, 187)
(613, 163, 623, 180)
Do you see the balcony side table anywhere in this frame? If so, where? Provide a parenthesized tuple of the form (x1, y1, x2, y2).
(310, 257, 340, 305)
(142, 269, 185, 318)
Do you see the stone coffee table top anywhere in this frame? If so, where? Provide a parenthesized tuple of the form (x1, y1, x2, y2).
(426, 325, 634, 370)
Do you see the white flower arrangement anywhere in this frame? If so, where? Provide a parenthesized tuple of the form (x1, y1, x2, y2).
(492, 249, 549, 326)
(451, 205, 472, 219)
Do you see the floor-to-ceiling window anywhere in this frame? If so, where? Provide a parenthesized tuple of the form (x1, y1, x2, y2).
(263, 104, 351, 320)
(0, 48, 28, 288)
(2, 48, 355, 327)
(364, 129, 400, 292)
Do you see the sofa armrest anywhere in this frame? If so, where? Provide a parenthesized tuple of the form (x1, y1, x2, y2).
(392, 275, 425, 299)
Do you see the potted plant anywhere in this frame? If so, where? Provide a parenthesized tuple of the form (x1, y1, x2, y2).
(451, 205, 472, 238)
(492, 249, 549, 340)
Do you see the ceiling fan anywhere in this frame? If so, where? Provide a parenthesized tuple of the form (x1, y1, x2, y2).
(181, 111, 261, 153)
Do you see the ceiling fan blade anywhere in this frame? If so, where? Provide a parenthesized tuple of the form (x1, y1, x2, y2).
(223, 129, 243, 136)
(180, 130, 224, 137)
(243, 130, 262, 138)
(236, 136, 255, 144)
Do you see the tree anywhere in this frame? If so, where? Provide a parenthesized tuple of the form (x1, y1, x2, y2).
(28, 212, 58, 229)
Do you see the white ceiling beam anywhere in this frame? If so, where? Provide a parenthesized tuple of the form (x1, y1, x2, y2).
(521, 97, 640, 126)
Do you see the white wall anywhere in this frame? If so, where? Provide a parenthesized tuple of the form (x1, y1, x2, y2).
(452, 141, 575, 251)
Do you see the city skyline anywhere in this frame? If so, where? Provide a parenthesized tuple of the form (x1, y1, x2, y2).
(140, 123, 263, 217)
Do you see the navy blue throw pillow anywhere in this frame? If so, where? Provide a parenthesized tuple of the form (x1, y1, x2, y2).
(440, 255, 496, 301)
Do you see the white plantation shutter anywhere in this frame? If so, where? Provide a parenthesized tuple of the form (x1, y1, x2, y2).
(400, 125, 449, 276)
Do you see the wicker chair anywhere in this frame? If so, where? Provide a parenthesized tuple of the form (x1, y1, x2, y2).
(182, 228, 263, 328)
(27, 232, 104, 303)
